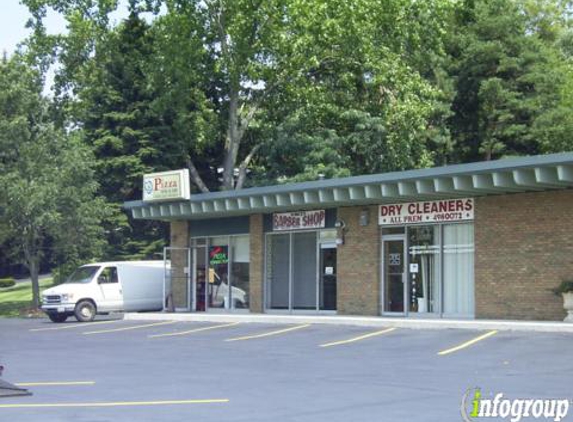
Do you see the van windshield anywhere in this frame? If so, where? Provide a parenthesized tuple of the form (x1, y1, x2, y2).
(65, 266, 100, 284)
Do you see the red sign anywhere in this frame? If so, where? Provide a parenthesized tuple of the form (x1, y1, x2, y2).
(379, 198, 474, 226)
(273, 210, 326, 231)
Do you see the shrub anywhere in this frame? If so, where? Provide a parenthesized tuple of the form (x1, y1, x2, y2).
(0, 278, 16, 288)
(553, 280, 573, 296)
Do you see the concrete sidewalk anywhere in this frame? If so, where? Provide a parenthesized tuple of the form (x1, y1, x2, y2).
(124, 312, 573, 333)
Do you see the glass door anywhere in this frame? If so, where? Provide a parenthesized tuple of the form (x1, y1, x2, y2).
(408, 226, 440, 315)
(193, 245, 207, 311)
(319, 247, 337, 311)
(383, 237, 406, 313)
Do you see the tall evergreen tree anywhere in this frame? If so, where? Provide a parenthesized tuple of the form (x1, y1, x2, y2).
(447, 0, 573, 161)
(81, 12, 184, 259)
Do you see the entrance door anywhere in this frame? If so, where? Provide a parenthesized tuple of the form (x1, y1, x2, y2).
(408, 226, 440, 315)
(383, 238, 406, 313)
(194, 246, 207, 311)
(319, 247, 337, 311)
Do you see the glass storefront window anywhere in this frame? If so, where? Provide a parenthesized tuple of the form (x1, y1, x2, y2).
(208, 237, 229, 309)
(266, 230, 336, 312)
(292, 232, 317, 310)
(191, 235, 249, 312)
(268, 234, 290, 309)
(230, 235, 249, 309)
(443, 223, 474, 316)
(383, 223, 474, 317)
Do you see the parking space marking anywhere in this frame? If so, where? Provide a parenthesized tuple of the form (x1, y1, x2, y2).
(319, 327, 397, 348)
(14, 381, 95, 387)
(30, 320, 123, 332)
(438, 330, 498, 356)
(83, 320, 177, 335)
(148, 322, 240, 339)
(0, 399, 229, 409)
(225, 324, 311, 342)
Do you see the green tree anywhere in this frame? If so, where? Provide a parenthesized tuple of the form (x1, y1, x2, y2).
(0, 54, 108, 307)
(447, 0, 573, 161)
(24, 0, 455, 191)
(80, 12, 178, 259)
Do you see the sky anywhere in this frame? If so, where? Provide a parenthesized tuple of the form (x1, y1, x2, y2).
(0, 0, 67, 55)
(0, 0, 157, 55)
(0, 0, 133, 92)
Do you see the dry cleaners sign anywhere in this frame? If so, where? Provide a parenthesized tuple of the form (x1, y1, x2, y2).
(143, 169, 191, 202)
(379, 198, 474, 226)
(273, 210, 326, 231)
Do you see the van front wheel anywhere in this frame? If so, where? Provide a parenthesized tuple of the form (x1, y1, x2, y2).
(74, 300, 96, 322)
(48, 313, 68, 323)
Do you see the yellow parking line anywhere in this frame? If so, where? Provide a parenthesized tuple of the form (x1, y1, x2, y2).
(320, 327, 397, 348)
(83, 321, 176, 335)
(149, 322, 240, 339)
(0, 398, 229, 409)
(30, 320, 123, 332)
(438, 330, 498, 356)
(14, 381, 95, 387)
(225, 324, 311, 342)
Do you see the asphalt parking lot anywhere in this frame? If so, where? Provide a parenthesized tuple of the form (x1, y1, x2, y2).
(1, 317, 572, 422)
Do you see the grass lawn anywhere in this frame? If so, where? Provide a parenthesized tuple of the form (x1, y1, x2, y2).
(0, 278, 54, 317)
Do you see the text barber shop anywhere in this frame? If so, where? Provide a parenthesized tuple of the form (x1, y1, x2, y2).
(124, 152, 573, 321)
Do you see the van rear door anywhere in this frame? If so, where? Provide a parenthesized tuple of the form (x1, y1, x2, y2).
(97, 266, 124, 311)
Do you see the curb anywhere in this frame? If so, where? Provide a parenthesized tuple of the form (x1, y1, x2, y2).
(124, 313, 573, 333)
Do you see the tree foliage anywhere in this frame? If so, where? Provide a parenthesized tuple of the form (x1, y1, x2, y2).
(0, 54, 108, 306)
(5, 0, 572, 269)
(447, 0, 573, 161)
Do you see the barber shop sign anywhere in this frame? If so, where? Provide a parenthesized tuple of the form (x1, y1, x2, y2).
(273, 210, 326, 231)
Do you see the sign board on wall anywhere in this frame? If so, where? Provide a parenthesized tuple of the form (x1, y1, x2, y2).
(143, 169, 191, 202)
(379, 198, 474, 226)
(273, 210, 326, 231)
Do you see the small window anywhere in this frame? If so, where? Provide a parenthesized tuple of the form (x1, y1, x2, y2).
(99, 267, 118, 284)
(382, 227, 405, 235)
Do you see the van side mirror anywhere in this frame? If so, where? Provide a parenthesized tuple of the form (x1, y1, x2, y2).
(98, 276, 107, 284)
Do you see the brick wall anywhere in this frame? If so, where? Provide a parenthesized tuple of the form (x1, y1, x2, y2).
(170, 220, 190, 309)
(475, 190, 573, 320)
(337, 206, 380, 315)
(249, 214, 264, 313)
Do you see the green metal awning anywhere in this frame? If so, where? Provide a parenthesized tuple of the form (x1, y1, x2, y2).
(124, 152, 573, 221)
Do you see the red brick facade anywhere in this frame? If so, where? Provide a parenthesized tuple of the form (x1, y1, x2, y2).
(475, 190, 573, 321)
(170, 220, 190, 309)
(249, 214, 264, 312)
(166, 189, 573, 321)
(336, 206, 381, 316)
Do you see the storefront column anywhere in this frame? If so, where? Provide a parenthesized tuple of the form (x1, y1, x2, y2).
(249, 214, 264, 313)
(337, 206, 380, 316)
(170, 220, 190, 309)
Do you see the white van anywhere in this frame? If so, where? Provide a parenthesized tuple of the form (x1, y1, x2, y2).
(41, 261, 166, 323)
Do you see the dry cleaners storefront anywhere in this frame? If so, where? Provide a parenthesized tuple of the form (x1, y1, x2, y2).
(125, 153, 573, 321)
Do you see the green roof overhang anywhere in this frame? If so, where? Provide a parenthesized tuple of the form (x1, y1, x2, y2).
(124, 152, 573, 221)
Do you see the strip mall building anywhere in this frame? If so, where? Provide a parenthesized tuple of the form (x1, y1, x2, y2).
(124, 153, 573, 321)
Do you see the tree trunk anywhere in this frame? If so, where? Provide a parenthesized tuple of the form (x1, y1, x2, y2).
(29, 259, 40, 309)
(222, 91, 240, 190)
